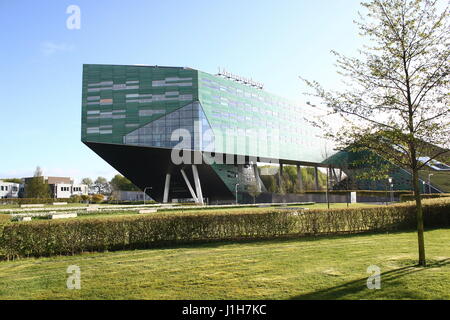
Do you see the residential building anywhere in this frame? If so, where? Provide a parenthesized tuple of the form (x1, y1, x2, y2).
(0, 180, 20, 198)
(23, 176, 88, 199)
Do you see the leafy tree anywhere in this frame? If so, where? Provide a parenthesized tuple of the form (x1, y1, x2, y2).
(93, 177, 111, 195)
(81, 178, 93, 187)
(25, 166, 51, 198)
(90, 194, 104, 204)
(70, 194, 82, 203)
(110, 174, 140, 192)
(259, 165, 328, 192)
(302, 0, 449, 266)
(247, 183, 262, 204)
(265, 175, 277, 193)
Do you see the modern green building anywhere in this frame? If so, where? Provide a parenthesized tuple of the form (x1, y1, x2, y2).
(324, 148, 449, 194)
(81, 64, 333, 203)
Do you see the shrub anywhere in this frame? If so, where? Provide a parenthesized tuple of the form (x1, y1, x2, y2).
(0, 214, 11, 259)
(399, 193, 450, 202)
(304, 190, 412, 197)
(103, 200, 157, 205)
(70, 195, 82, 203)
(1, 198, 449, 259)
(90, 194, 104, 204)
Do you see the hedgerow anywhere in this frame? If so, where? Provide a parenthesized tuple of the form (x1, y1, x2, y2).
(1, 198, 449, 259)
(399, 193, 450, 202)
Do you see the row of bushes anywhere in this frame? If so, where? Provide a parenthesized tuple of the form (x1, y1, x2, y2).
(304, 190, 413, 196)
(1, 198, 449, 259)
(103, 200, 157, 205)
(399, 193, 450, 202)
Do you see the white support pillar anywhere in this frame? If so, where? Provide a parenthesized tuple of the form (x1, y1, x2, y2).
(180, 168, 199, 203)
(253, 163, 262, 192)
(332, 168, 339, 184)
(163, 173, 171, 203)
(192, 165, 204, 205)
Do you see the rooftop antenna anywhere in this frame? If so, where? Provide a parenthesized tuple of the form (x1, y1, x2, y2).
(216, 67, 264, 90)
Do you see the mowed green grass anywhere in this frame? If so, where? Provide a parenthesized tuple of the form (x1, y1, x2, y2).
(0, 229, 448, 300)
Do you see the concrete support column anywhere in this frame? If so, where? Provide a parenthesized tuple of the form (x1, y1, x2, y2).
(253, 163, 262, 192)
(297, 165, 303, 192)
(192, 165, 204, 205)
(278, 163, 284, 191)
(332, 168, 339, 185)
(314, 166, 320, 191)
(163, 173, 171, 203)
(180, 168, 199, 203)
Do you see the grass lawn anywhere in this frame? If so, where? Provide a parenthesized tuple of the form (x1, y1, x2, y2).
(0, 228, 448, 300)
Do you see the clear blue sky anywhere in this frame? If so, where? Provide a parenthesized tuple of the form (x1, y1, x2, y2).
(0, 0, 364, 182)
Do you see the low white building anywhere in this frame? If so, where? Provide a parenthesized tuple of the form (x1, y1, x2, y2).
(52, 183, 88, 199)
(23, 176, 88, 199)
(0, 180, 20, 198)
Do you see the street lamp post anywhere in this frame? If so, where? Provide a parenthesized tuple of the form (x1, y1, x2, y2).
(326, 166, 331, 209)
(143, 187, 152, 205)
(385, 180, 388, 206)
(235, 183, 240, 205)
(388, 177, 393, 203)
(428, 173, 434, 194)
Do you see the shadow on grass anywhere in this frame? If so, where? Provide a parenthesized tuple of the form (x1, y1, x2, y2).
(290, 258, 450, 300)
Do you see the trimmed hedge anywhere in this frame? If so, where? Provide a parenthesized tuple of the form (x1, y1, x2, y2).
(304, 190, 412, 197)
(1, 199, 449, 259)
(399, 193, 450, 202)
(104, 200, 158, 205)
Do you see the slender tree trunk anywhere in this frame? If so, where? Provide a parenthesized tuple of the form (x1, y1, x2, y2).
(412, 166, 426, 266)
(402, 42, 426, 267)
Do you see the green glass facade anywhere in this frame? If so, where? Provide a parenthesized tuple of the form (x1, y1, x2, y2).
(81, 64, 330, 202)
(82, 64, 328, 160)
(82, 64, 198, 145)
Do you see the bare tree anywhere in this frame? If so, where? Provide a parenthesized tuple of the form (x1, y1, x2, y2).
(302, 0, 449, 266)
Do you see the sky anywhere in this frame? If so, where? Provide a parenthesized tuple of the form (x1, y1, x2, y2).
(0, 0, 365, 182)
